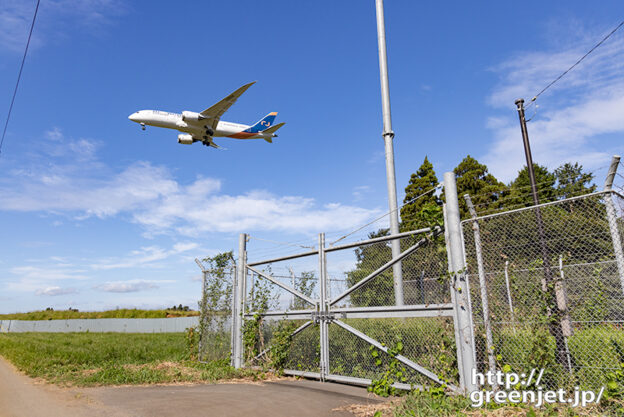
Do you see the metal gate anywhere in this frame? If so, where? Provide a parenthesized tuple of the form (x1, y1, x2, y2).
(229, 174, 477, 393)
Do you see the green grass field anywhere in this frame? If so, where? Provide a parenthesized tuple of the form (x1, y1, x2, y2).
(0, 308, 199, 320)
(0, 332, 257, 386)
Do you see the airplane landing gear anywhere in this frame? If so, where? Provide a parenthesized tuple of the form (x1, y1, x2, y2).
(140, 123, 146, 131)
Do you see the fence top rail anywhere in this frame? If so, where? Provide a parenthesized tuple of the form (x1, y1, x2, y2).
(461, 190, 622, 224)
(246, 227, 431, 267)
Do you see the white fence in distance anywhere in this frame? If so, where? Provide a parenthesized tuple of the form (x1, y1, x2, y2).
(0, 317, 199, 333)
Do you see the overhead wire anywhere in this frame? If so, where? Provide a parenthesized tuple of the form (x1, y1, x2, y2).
(525, 19, 624, 111)
(0, 0, 41, 157)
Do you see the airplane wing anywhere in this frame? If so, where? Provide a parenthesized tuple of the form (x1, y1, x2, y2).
(200, 81, 256, 130)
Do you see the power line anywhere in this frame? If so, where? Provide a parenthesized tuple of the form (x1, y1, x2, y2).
(526, 20, 624, 109)
(0, 0, 41, 157)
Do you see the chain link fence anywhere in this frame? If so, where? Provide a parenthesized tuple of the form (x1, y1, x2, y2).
(463, 190, 624, 391)
(197, 261, 234, 363)
(238, 230, 460, 390)
(197, 176, 624, 397)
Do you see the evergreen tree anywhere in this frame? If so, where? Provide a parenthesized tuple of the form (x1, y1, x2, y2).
(508, 163, 556, 208)
(453, 155, 506, 218)
(554, 162, 596, 200)
(400, 156, 440, 231)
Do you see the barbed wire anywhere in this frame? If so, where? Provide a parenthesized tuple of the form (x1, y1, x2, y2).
(328, 183, 441, 246)
(247, 235, 315, 250)
(474, 189, 607, 216)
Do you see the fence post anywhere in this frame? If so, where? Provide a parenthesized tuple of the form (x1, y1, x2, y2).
(230, 264, 237, 366)
(195, 259, 207, 361)
(558, 256, 573, 373)
(443, 172, 477, 394)
(503, 261, 516, 334)
(233, 233, 247, 369)
(319, 233, 329, 381)
(464, 194, 497, 387)
(603, 155, 624, 294)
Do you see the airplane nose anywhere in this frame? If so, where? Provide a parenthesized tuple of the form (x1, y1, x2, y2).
(128, 113, 138, 122)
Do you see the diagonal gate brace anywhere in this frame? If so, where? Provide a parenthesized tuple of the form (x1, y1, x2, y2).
(246, 265, 317, 306)
(330, 228, 440, 306)
(332, 319, 460, 393)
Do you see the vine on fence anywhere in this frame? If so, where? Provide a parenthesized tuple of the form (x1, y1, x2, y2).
(198, 251, 234, 362)
(243, 269, 315, 372)
(368, 341, 409, 397)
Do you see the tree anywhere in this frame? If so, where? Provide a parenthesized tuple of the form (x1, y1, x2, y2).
(508, 163, 557, 208)
(400, 156, 441, 231)
(345, 230, 394, 307)
(453, 155, 506, 218)
(554, 162, 596, 200)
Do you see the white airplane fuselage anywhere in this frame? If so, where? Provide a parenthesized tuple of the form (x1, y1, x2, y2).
(129, 110, 277, 142)
(128, 82, 284, 148)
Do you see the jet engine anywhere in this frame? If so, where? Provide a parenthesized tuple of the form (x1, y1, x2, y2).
(181, 111, 205, 122)
(177, 134, 194, 145)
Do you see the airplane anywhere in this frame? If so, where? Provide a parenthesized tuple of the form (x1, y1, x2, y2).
(128, 81, 284, 149)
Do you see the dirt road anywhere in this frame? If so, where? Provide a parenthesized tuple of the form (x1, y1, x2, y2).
(0, 358, 384, 417)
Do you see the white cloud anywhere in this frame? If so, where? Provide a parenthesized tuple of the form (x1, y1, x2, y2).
(45, 127, 63, 141)
(10, 265, 87, 281)
(0, 0, 125, 52)
(93, 242, 199, 270)
(95, 279, 170, 293)
(352, 185, 371, 201)
(0, 131, 382, 236)
(7, 264, 88, 292)
(483, 25, 624, 182)
(36, 286, 78, 296)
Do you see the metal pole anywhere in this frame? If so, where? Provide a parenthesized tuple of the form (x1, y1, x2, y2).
(250, 270, 255, 307)
(515, 99, 540, 206)
(375, 0, 403, 306)
(515, 98, 569, 367)
(195, 259, 207, 361)
(233, 233, 247, 369)
(230, 264, 237, 367)
(603, 155, 624, 294)
(289, 267, 296, 310)
(503, 261, 516, 335)
(443, 173, 477, 393)
(318, 233, 329, 381)
(558, 255, 573, 374)
(464, 194, 496, 386)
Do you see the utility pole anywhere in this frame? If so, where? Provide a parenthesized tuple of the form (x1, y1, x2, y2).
(375, 0, 403, 306)
(514, 98, 570, 367)
(515, 99, 540, 206)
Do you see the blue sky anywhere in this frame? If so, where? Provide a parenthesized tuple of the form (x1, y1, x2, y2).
(1, 0, 624, 313)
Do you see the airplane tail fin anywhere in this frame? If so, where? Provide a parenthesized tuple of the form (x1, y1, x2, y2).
(261, 122, 285, 143)
(262, 122, 285, 135)
(245, 112, 278, 133)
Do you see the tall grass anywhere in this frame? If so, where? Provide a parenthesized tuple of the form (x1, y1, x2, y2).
(0, 332, 254, 386)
